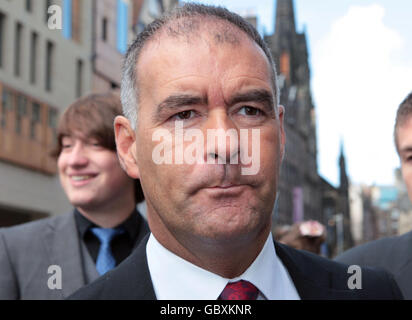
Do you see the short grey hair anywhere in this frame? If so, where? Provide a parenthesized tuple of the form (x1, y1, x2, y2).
(394, 92, 412, 153)
(121, 2, 280, 129)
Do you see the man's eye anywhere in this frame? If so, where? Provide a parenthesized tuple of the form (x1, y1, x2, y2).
(238, 106, 263, 116)
(175, 110, 195, 120)
(89, 142, 103, 149)
(62, 144, 71, 149)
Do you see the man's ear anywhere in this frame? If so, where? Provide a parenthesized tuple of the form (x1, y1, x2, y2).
(278, 105, 286, 162)
(114, 116, 140, 179)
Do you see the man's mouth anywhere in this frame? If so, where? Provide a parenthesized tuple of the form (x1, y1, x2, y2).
(69, 174, 98, 186)
(71, 175, 95, 181)
(210, 183, 242, 188)
(204, 184, 248, 197)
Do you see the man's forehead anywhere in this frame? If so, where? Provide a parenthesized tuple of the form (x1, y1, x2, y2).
(164, 17, 243, 43)
(137, 23, 269, 83)
(134, 16, 275, 109)
(61, 131, 96, 142)
(139, 18, 255, 60)
(397, 117, 412, 150)
(137, 44, 272, 104)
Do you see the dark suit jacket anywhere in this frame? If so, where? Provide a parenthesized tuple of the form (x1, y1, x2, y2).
(335, 230, 412, 299)
(0, 210, 149, 300)
(68, 234, 403, 300)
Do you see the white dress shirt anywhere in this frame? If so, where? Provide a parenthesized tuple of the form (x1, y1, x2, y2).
(146, 232, 301, 300)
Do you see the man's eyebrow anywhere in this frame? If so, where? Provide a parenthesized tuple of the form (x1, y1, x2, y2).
(153, 94, 206, 122)
(400, 146, 412, 154)
(228, 89, 275, 112)
(156, 94, 206, 114)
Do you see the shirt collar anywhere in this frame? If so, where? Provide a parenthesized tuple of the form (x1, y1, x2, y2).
(146, 232, 300, 300)
(73, 207, 142, 241)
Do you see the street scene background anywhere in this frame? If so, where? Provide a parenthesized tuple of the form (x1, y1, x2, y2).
(0, 0, 411, 258)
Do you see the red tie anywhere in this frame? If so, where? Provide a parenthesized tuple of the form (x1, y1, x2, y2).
(218, 280, 259, 300)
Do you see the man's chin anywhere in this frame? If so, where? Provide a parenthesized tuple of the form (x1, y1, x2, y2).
(198, 221, 264, 245)
(69, 197, 98, 211)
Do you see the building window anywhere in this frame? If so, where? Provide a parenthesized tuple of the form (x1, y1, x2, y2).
(1, 88, 11, 128)
(26, 0, 32, 12)
(45, 41, 54, 92)
(76, 59, 83, 98)
(2, 88, 12, 111)
(48, 108, 57, 129)
(0, 104, 5, 128)
(116, 0, 129, 54)
(72, 0, 81, 42)
(0, 83, 57, 174)
(102, 17, 108, 42)
(30, 102, 41, 139)
(45, 0, 52, 24)
(16, 95, 27, 135)
(48, 107, 58, 140)
(63, 0, 81, 42)
(14, 22, 23, 77)
(30, 32, 38, 84)
(0, 13, 4, 68)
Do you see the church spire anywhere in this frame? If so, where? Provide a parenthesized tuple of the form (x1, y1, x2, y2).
(339, 140, 348, 190)
(275, 0, 296, 47)
(273, 0, 298, 83)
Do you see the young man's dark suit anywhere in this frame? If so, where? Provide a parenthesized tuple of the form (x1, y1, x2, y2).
(0, 210, 148, 299)
(335, 230, 412, 299)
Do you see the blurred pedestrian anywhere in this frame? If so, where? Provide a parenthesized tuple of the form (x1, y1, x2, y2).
(274, 220, 326, 255)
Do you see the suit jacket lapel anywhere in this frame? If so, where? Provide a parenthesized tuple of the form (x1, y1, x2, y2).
(125, 233, 156, 299)
(395, 260, 412, 299)
(388, 232, 412, 298)
(133, 213, 150, 250)
(274, 241, 355, 300)
(79, 239, 100, 283)
(97, 233, 156, 299)
(43, 212, 86, 298)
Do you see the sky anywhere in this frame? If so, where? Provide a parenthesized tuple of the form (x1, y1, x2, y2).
(185, 0, 412, 187)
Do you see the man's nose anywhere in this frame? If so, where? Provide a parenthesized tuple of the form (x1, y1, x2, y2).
(67, 143, 89, 167)
(203, 110, 240, 164)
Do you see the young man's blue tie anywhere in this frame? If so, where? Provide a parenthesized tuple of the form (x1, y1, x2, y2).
(90, 227, 125, 275)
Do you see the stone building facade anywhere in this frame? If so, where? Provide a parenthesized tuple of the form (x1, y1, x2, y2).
(265, 0, 353, 253)
(0, 0, 177, 226)
(265, 0, 321, 225)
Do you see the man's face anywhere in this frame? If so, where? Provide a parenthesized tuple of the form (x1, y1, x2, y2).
(398, 116, 412, 201)
(121, 26, 285, 245)
(58, 134, 133, 211)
